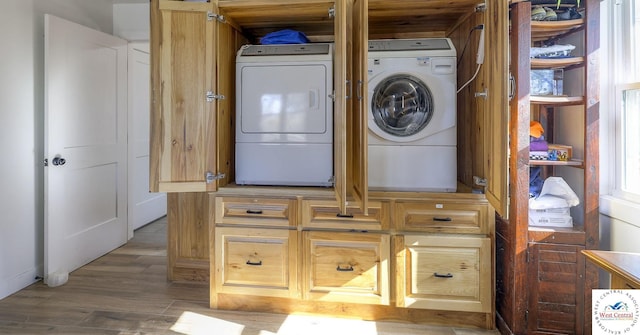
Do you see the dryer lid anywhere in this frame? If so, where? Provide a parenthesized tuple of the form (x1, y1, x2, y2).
(371, 74, 434, 137)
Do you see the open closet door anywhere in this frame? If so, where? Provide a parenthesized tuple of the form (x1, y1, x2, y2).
(128, 43, 166, 236)
(44, 15, 128, 286)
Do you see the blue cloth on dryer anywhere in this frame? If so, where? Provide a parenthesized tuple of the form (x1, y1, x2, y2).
(261, 29, 310, 44)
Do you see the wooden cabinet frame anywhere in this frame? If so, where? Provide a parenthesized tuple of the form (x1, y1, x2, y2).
(150, 0, 510, 330)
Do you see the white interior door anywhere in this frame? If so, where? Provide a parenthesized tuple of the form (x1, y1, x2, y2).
(128, 43, 166, 237)
(44, 15, 128, 286)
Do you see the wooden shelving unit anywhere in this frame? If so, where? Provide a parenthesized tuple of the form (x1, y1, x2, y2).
(498, 1, 599, 334)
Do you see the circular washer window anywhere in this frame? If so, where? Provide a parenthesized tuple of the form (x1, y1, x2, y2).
(371, 74, 434, 137)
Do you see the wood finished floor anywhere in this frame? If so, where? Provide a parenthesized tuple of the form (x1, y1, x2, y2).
(0, 217, 500, 335)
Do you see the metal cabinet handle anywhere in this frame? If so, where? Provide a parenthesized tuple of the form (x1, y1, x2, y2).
(246, 209, 263, 215)
(246, 260, 262, 266)
(433, 217, 452, 222)
(434, 272, 453, 278)
(336, 265, 354, 272)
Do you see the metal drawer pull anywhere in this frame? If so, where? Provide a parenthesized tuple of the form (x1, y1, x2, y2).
(246, 260, 262, 266)
(336, 213, 354, 218)
(246, 209, 263, 215)
(336, 265, 354, 272)
(433, 217, 452, 222)
(434, 272, 453, 278)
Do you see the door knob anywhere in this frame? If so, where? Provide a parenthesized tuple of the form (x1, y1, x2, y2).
(52, 156, 66, 166)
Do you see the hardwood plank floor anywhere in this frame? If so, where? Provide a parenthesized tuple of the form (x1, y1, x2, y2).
(0, 217, 500, 335)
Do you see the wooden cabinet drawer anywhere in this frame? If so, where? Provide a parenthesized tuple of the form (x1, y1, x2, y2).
(303, 231, 390, 305)
(611, 274, 640, 289)
(301, 200, 389, 231)
(396, 235, 492, 313)
(215, 197, 296, 227)
(395, 200, 489, 234)
(215, 227, 298, 298)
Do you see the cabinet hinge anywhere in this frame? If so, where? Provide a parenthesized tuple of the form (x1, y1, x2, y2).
(44, 158, 48, 167)
(526, 249, 530, 263)
(207, 11, 225, 23)
(329, 91, 336, 101)
(508, 73, 516, 101)
(525, 310, 529, 327)
(328, 6, 335, 19)
(328, 176, 336, 185)
(473, 176, 487, 187)
(206, 91, 225, 102)
(205, 171, 225, 184)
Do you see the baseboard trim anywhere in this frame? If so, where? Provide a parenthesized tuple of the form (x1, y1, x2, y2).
(0, 266, 40, 300)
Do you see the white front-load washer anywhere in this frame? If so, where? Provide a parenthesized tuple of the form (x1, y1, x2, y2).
(367, 38, 457, 192)
(235, 43, 333, 186)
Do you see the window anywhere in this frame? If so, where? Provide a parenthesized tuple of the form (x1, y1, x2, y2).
(616, 84, 640, 201)
(613, 0, 640, 203)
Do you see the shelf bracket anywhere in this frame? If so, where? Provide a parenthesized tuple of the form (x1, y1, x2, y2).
(473, 176, 488, 188)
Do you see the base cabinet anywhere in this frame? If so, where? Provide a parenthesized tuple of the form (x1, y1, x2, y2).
(208, 191, 495, 329)
(526, 243, 585, 335)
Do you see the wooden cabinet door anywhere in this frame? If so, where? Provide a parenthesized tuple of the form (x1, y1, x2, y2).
(333, 0, 368, 215)
(395, 200, 489, 234)
(396, 235, 492, 313)
(527, 243, 585, 335)
(215, 227, 299, 298)
(303, 231, 390, 305)
(483, 0, 510, 218)
(215, 197, 296, 228)
(301, 199, 388, 231)
(348, 0, 369, 215)
(151, 2, 218, 192)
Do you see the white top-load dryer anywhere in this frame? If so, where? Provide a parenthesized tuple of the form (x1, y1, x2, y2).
(367, 38, 457, 192)
(235, 43, 333, 186)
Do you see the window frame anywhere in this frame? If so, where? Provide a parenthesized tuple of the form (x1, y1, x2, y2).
(614, 82, 640, 203)
(608, 0, 640, 205)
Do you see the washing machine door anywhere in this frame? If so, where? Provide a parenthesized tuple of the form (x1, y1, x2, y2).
(370, 74, 434, 141)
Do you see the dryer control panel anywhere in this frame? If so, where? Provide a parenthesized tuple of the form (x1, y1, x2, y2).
(368, 38, 452, 52)
(239, 43, 331, 56)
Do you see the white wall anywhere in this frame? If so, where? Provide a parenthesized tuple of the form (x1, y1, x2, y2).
(0, 0, 113, 300)
(114, 3, 150, 41)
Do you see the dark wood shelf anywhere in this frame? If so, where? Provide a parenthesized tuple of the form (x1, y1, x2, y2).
(529, 159, 584, 168)
(531, 18, 585, 42)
